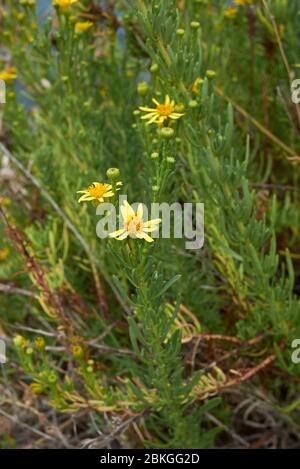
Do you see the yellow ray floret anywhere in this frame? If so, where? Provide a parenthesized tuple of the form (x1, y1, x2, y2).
(75, 21, 94, 34)
(139, 95, 184, 126)
(0, 67, 17, 81)
(53, 0, 78, 9)
(109, 200, 161, 243)
(77, 181, 122, 204)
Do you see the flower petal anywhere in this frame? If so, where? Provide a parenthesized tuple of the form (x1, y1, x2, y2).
(152, 98, 160, 106)
(137, 204, 143, 219)
(120, 200, 135, 221)
(109, 228, 126, 238)
(140, 231, 154, 243)
(139, 106, 156, 112)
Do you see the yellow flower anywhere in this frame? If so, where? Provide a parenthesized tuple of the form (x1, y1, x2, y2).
(30, 383, 44, 395)
(234, 0, 253, 5)
(71, 345, 84, 358)
(0, 67, 17, 82)
(139, 95, 184, 126)
(13, 335, 27, 348)
(75, 21, 93, 34)
(191, 77, 203, 94)
(0, 247, 9, 261)
(109, 200, 161, 243)
(53, 0, 78, 10)
(224, 7, 238, 19)
(77, 181, 122, 204)
(34, 336, 46, 351)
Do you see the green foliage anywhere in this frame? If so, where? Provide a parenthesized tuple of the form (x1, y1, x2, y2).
(0, 0, 300, 448)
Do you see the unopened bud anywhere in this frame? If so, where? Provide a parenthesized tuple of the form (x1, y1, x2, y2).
(161, 127, 174, 139)
(106, 167, 120, 180)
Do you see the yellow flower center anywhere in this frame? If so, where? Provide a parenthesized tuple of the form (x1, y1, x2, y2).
(88, 184, 108, 199)
(156, 103, 174, 117)
(126, 216, 142, 234)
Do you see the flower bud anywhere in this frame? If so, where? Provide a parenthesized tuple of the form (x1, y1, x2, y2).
(174, 103, 185, 113)
(188, 99, 198, 108)
(166, 156, 175, 164)
(106, 167, 120, 180)
(137, 81, 149, 96)
(71, 345, 84, 359)
(30, 383, 44, 395)
(48, 371, 58, 384)
(150, 63, 159, 73)
(13, 335, 27, 349)
(161, 127, 174, 139)
(190, 21, 200, 29)
(176, 28, 185, 36)
(0, 247, 9, 261)
(206, 69, 216, 79)
(34, 336, 46, 351)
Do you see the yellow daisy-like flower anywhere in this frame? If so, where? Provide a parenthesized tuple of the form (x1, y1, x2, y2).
(192, 77, 204, 94)
(109, 200, 161, 243)
(75, 21, 93, 34)
(0, 247, 10, 262)
(139, 95, 184, 126)
(224, 7, 238, 19)
(77, 181, 121, 204)
(53, 0, 78, 10)
(0, 67, 17, 82)
(234, 0, 253, 5)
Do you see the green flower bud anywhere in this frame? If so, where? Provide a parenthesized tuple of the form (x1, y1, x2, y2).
(34, 336, 46, 351)
(137, 81, 149, 96)
(150, 63, 159, 73)
(48, 371, 58, 384)
(176, 28, 185, 36)
(161, 127, 175, 139)
(26, 347, 34, 356)
(188, 100, 198, 109)
(151, 152, 159, 159)
(106, 167, 120, 180)
(190, 21, 200, 29)
(30, 383, 44, 395)
(174, 103, 185, 113)
(166, 156, 176, 164)
(206, 69, 216, 79)
(133, 109, 140, 116)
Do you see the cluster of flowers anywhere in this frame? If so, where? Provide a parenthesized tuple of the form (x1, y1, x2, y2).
(77, 94, 187, 243)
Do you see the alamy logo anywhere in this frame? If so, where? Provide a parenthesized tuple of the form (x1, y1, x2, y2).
(291, 79, 300, 104)
(0, 79, 6, 104)
(0, 339, 6, 364)
(291, 339, 300, 364)
(95, 196, 204, 250)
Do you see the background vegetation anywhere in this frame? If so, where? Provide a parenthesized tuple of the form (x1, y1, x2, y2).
(0, 0, 300, 448)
